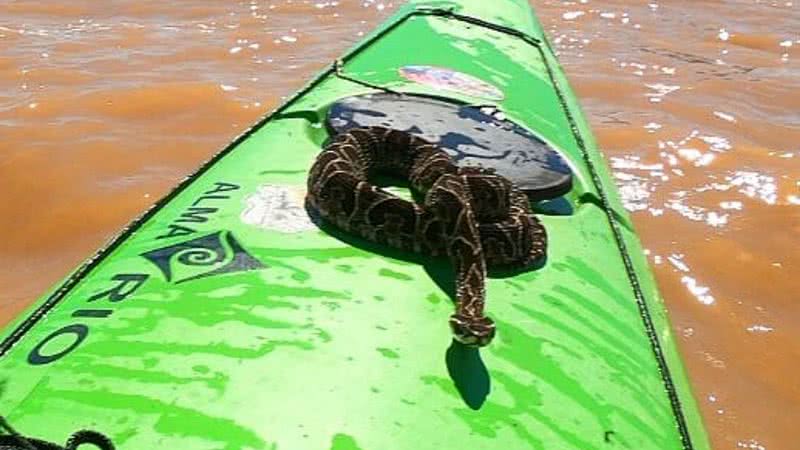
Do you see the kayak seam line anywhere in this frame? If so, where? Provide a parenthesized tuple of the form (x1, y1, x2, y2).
(535, 46, 696, 449)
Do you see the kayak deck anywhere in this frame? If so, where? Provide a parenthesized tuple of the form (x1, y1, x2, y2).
(0, 2, 709, 449)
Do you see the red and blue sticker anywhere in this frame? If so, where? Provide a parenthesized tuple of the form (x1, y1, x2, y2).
(399, 65, 504, 101)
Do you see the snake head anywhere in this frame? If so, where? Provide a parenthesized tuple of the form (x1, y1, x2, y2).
(449, 314, 496, 347)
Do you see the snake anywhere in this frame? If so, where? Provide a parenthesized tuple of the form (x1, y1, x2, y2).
(0, 416, 115, 450)
(306, 126, 547, 347)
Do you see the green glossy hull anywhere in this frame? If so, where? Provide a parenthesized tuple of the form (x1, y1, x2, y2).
(0, 1, 710, 449)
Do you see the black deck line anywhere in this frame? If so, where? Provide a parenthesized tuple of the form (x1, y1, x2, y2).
(535, 38, 696, 450)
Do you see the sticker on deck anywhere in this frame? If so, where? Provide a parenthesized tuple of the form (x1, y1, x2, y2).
(399, 65, 504, 101)
(240, 184, 316, 233)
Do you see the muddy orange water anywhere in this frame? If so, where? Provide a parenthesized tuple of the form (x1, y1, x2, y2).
(1, 0, 798, 448)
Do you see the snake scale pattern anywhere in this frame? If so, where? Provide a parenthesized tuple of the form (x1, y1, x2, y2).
(306, 126, 547, 346)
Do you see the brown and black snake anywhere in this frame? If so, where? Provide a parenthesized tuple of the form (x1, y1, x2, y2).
(306, 127, 547, 347)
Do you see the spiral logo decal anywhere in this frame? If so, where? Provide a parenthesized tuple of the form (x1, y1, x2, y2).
(141, 231, 264, 283)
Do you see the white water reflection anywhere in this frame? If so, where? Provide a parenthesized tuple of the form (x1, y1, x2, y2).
(726, 171, 778, 205)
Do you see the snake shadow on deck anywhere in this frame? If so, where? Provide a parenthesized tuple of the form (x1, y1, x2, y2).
(305, 196, 545, 410)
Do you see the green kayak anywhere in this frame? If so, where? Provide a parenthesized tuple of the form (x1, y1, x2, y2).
(0, 0, 710, 449)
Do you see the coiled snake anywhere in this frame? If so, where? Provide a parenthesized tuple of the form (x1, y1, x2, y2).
(307, 127, 547, 346)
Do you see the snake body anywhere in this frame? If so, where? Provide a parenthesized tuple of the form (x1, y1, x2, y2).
(306, 127, 547, 346)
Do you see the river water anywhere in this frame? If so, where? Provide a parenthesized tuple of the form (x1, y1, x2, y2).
(0, 1, 797, 448)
